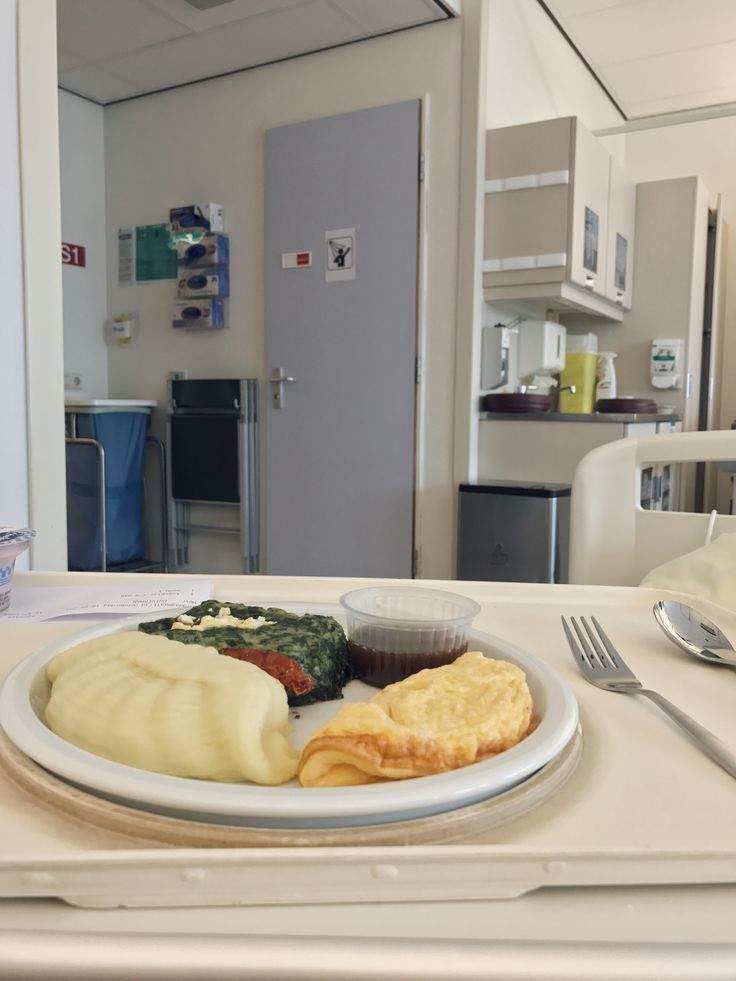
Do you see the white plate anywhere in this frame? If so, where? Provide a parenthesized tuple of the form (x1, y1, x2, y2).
(0, 605, 579, 829)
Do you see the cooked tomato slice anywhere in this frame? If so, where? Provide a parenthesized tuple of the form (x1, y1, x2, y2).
(219, 647, 313, 696)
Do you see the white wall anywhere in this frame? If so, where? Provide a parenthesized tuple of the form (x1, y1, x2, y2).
(0, 0, 29, 544)
(104, 20, 463, 578)
(1, 0, 69, 571)
(452, 0, 488, 492)
(623, 117, 736, 432)
(59, 91, 108, 398)
(18, 0, 68, 569)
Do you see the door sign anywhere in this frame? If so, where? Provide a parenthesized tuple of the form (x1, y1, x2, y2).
(62, 242, 86, 267)
(325, 227, 355, 282)
(282, 251, 312, 268)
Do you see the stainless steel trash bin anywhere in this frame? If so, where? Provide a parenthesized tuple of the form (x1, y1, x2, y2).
(457, 480, 571, 583)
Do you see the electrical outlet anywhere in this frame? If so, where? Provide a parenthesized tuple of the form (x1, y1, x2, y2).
(64, 372, 83, 390)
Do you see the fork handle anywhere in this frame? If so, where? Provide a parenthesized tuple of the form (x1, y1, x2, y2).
(639, 688, 736, 779)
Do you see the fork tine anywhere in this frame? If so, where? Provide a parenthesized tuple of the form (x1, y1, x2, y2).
(561, 616, 589, 669)
(591, 615, 624, 668)
(569, 616, 598, 669)
(561, 616, 593, 670)
(580, 616, 610, 668)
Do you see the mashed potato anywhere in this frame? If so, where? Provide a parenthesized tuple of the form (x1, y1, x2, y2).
(45, 631, 299, 785)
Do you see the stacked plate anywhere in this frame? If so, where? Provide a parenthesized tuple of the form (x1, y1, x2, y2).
(595, 397, 659, 414)
(481, 393, 552, 414)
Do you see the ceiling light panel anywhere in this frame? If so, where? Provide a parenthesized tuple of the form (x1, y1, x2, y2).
(57, 0, 189, 63)
(185, 0, 238, 9)
(142, 0, 306, 31)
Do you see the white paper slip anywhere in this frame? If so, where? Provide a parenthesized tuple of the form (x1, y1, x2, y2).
(4, 580, 214, 623)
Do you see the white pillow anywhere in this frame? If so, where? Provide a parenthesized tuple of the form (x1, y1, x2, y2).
(640, 530, 736, 611)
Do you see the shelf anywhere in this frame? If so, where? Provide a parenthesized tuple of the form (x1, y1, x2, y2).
(482, 278, 625, 321)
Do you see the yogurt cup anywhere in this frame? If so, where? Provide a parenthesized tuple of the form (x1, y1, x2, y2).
(0, 527, 36, 614)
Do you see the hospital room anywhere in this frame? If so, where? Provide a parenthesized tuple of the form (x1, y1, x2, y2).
(1, 0, 736, 975)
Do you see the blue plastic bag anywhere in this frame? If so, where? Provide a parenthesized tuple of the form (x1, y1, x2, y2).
(66, 412, 148, 570)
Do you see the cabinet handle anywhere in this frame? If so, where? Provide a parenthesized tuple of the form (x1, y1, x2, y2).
(584, 275, 595, 290)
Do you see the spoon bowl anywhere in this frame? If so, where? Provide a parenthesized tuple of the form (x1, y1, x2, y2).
(653, 600, 736, 669)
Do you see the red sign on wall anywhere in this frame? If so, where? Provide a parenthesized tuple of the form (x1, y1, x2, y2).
(62, 242, 86, 267)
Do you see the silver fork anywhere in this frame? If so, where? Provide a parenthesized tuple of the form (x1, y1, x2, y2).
(562, 615, 736, 779)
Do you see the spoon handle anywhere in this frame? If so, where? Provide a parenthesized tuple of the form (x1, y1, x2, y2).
(640, 688, 736, 779)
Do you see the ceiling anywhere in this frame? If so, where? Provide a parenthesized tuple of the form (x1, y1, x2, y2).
(60, 0, 736, 120)
(544, 0, 736, 121)
(57, 0, 457, 105)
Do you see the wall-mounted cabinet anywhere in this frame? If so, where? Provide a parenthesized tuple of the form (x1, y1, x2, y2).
(483, 116, 635, 320)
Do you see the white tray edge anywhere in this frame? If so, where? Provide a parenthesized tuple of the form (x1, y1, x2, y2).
(2, 846, 736, 908)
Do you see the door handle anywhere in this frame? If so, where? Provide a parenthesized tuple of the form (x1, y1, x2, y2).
(269, 368, 296, 408)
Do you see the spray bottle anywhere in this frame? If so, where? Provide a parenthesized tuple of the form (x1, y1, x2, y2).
(596, 352, 617, 401)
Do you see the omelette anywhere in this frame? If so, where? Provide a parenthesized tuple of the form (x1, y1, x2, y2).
(298, 651, 534, 787)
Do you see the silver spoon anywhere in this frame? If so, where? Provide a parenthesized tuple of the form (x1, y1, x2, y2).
(653, 600, 736, 669)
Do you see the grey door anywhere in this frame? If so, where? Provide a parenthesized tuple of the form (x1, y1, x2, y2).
(264, 101, 420, 577)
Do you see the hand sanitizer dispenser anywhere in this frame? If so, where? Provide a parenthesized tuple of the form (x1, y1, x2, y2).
(651, 339, 684, 389)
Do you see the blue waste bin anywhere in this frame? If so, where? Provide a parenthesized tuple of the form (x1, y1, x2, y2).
(65, 402, 154, 570)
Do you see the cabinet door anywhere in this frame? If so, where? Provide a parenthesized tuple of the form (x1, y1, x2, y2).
(605, 157, 636, 309)
(569, 120, 611, 295)
(483, 118, 571, 288)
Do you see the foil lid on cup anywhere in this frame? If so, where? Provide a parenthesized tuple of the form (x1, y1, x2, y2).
(0, 527, 37, 546)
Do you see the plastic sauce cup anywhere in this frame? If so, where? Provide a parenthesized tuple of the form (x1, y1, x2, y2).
(339, 586, 481, 688)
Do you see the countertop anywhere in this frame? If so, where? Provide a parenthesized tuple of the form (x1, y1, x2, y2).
(481, 411, 680, 423)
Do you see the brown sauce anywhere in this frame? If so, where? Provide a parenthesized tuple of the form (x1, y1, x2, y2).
(348, 641, 468, 688)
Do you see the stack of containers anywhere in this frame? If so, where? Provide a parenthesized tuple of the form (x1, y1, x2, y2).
(560, 332, 598, 413)
(171, 204, 229, 331)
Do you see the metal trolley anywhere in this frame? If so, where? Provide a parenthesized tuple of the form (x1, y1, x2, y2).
(65, 400, 168, 573)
